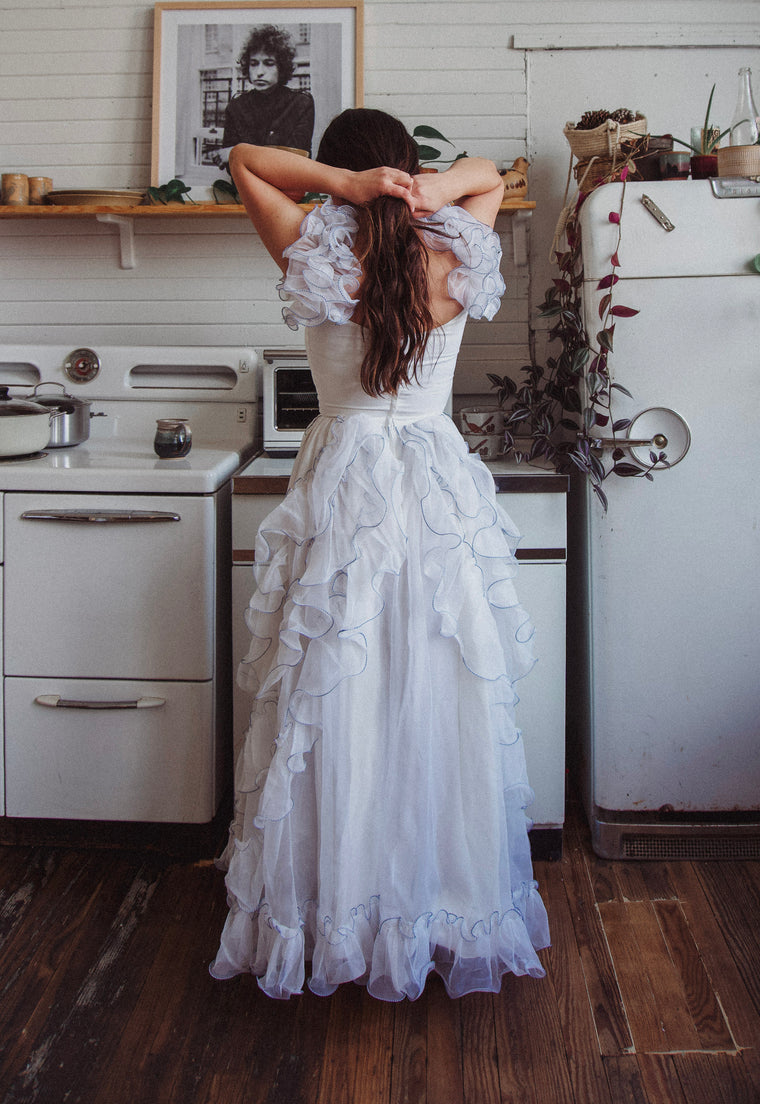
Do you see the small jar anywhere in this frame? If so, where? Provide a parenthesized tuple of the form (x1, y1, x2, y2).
(1, 173, 29, 206)
(28, 176, 53, 205)
(154, 418, 192, 458)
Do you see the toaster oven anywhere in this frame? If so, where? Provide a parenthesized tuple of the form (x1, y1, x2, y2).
(261, 348, 454, 457)
(262, 348, 319, 456)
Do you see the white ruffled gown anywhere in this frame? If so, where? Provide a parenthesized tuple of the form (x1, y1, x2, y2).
(210, 200, 550, 1000)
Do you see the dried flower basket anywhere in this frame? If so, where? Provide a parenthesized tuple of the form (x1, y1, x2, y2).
(564, 116, 648, 160)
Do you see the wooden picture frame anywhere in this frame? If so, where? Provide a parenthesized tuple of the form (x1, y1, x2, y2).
(152, 1, 364, 200)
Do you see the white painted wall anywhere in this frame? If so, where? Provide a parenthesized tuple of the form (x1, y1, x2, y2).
(1, 0, 759, 398)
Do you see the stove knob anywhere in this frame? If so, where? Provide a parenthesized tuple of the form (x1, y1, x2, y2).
(63, 347, 101, 383)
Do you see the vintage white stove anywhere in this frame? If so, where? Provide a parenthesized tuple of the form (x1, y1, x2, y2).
(0, 344, 258, 825)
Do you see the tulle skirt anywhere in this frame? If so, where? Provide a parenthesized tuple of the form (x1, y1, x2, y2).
(210, 412, 550, 1000)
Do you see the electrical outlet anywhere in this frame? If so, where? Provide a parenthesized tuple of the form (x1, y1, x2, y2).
(236, 407, 248, 423)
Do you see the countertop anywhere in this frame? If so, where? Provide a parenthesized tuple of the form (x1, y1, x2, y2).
(232, 454, 569, 496)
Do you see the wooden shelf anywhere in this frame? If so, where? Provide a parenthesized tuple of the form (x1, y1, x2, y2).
(0, 198, 535, 268)
(0, 198, 535, 218)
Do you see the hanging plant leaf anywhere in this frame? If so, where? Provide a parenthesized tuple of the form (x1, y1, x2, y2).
(597, 273, 619, 290)
(611, 382, 634, 397)
(612, 462, 646, 477)
(598, 293, 612, 319)
(610, 305, 640, 318)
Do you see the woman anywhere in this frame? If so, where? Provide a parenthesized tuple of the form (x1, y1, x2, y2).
(212, 25, 315, 169)
(210, 109, 550, 1001)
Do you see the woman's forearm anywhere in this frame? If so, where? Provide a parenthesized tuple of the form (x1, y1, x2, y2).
(229, 144, 352, 199)
(412, 157, 503, 212)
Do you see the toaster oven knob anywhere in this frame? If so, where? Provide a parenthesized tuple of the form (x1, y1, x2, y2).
(63, 347, 101, 383)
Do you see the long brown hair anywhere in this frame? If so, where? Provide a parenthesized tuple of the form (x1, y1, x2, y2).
(317, 109, 444, 397)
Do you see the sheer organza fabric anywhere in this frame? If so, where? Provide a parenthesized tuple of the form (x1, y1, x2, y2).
(210, 201, 550, 1000)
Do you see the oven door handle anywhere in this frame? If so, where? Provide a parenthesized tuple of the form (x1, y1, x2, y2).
(20, 509, 181, 523)
(35, 694, 166, 710)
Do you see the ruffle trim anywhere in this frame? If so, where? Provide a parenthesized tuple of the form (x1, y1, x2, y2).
(236, 415, 534, 729)
(278, 199, 506, 329)
(210, 880, 550, 1001)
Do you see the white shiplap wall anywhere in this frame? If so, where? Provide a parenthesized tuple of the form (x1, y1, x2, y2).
(1, 0, 759, 397)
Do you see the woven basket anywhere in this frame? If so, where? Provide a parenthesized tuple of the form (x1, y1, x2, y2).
(564, 116, 648, 160)
(573, 157, 640, 188)
(717, 144, 760, 178)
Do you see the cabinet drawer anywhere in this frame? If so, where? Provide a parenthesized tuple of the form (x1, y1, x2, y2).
(497, 491, 567, 556)
(5, 677, 216, 822)
(232, 494, 283, 559)
(4, 492, 216, 679)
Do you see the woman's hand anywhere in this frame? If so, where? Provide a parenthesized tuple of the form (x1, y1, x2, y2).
(408, 172, 446, 216)
(343, 167, 414, 207)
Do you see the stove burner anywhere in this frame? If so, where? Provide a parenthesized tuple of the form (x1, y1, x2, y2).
(0, 450, 48, 463)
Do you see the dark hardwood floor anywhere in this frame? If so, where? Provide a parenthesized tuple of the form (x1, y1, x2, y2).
(1, 793, 759, 1104)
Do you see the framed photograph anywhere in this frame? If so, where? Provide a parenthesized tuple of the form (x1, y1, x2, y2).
(152, 1, 364, 199)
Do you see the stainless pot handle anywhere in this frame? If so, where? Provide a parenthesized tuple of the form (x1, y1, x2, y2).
(20, 509, 181, 523)
(35, 694, 166, 710)
(30, 382, 68, 398)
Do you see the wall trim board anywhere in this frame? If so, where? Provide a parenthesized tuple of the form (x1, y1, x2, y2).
(514, 26, 760, 50)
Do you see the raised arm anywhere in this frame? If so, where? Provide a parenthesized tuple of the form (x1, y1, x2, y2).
(228, 144, 414, 272)
(409, 157, 504, 227)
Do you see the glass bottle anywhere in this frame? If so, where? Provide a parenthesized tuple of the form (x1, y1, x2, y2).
(730, 66, 760, 146)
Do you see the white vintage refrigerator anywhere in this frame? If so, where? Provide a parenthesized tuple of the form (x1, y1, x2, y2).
(570, 178, 760, 859)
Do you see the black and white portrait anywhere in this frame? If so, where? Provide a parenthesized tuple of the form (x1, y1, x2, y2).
(152, 3, 362, 199)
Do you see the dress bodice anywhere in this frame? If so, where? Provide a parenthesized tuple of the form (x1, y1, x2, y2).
(305, 312, 468, 424)
(277, 198, 505, 424)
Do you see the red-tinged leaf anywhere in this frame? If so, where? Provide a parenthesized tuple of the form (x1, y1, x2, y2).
(610, 250, 620, 267)
(598, 293, 612, 319)
(610, 305, 640, 318)
(608, 211, 620, 224)
(552, 278, 571, 292)
(620, 165, 630, 181)
(596, 273, 619, 290)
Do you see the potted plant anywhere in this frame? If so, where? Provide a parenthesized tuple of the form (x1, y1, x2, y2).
(489, 126, 669, 510)
(412, 126, 468, 169)
(673, 84, 732, 178)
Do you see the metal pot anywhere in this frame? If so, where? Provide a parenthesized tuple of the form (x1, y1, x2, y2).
(0, 386, 63, 457)
(27, 382, 104, 448)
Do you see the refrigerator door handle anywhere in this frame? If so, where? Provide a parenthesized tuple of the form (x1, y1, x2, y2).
(583, 407, 691, 467)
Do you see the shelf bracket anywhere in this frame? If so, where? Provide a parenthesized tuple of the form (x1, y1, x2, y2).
(511, 209, 532, 267)
(96, 213, 136, 269)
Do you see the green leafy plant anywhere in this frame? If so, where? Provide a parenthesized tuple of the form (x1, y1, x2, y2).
(211, 178, 240, 204)
(490, 164, 669, 511)
(147, 178, 195, 204)
(412, 125, 468, 166)
(673, 84, 733, 154)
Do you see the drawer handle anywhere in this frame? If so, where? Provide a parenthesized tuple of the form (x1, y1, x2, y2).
(20, 509, 181, 523)
(35, 694, 166, 710)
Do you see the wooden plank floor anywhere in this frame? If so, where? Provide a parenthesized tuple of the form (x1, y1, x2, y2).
(1, 795, 759, 1104)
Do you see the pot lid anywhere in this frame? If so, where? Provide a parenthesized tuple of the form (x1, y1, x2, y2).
(28, 382, 90, 411)
(0, 386, 49, 416)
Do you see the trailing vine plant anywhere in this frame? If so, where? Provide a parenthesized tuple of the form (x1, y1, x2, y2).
(490, 162, 669, 511)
